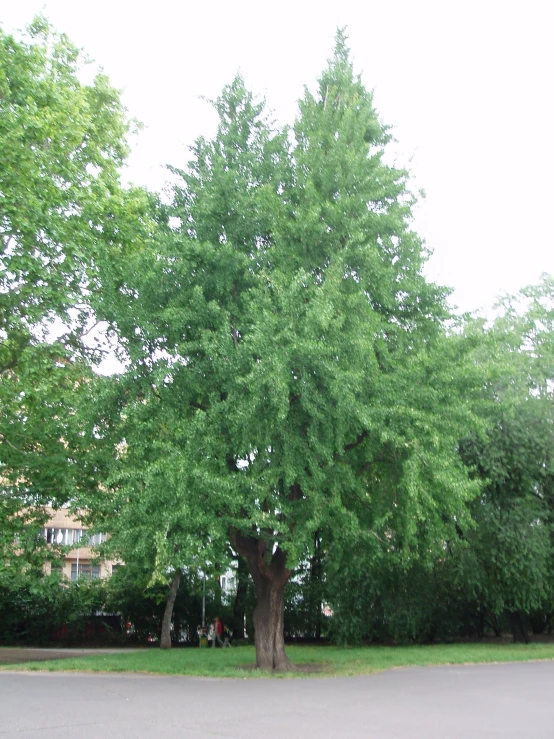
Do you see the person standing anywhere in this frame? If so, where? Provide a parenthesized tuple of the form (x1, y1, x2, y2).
(212, 616, 224, 648)
(223, 624, 232, 647)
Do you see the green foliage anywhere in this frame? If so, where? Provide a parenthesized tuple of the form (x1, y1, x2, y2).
(104, 564, 206, 644)
(325, 533, 488, 645)
(0, 567, 106, 644)
(0, 18, 128, 338)
(455, 285, 554, 628)
(90, 32, 479, 620)
(283, 534, 329, 640)
(325, 282, 554, 645)
(0, 18, 133, 569)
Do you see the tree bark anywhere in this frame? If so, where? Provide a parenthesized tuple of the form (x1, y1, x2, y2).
(160, 570, 181, 649)
(233, 556, 249, 639)
(310, 531, 323, 641)
(250, 567, 290, 671)
(232, 532, 293, 671)
(506, 610, 529, 644)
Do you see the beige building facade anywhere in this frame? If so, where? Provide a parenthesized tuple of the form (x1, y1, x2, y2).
(43, 507, 118, 581)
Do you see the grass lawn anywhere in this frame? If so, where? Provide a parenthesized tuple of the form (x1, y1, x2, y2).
(2, 642, 554, 678)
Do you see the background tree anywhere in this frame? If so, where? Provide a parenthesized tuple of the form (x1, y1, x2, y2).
(323, 285, 554, 646)
(0, 18, 133, 573)
(103, 561, 207, 646)
(0, 16, 129, 369)
(78, 375, 228, 649)
(320, 324, 487, 644)
(457, 278, 554, 641)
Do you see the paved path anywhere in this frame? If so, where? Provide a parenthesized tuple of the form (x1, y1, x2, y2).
(1, 661, 553, 738)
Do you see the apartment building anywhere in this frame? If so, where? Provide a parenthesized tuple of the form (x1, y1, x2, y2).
(42, 507, 118, 580)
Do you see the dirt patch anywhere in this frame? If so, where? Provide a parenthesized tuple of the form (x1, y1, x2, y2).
(238, 662, 330, 674)
(0, 647, 137, 666)
(0, 649, 79, 665)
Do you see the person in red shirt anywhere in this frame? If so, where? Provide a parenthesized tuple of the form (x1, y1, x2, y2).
(212, 616, 224, 648)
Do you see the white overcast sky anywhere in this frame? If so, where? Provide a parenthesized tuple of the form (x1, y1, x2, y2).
(2, 0, 553, 315)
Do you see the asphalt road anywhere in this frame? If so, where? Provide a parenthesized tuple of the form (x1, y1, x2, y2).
(1, 661, 553, 738)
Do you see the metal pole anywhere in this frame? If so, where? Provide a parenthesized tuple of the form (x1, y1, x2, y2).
(75, 529, 80, 580)
(202, 573, 206, 628)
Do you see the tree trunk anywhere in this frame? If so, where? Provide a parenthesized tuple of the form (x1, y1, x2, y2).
(310, 531, 323, 641)
(251, 570, 291, 671)
(233, 556, 249, 639)
(506, 610, 529, 644)
(160, 570, 181, 649)
(486, 613, 502, 638)
(232, 532, 293, 671)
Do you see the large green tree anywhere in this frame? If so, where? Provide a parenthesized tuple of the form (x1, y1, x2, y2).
(0, 18, 133, 570)
(92, 32, 479, 670)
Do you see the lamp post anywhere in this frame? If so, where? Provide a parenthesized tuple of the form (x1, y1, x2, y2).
(202, 573, 206, 628)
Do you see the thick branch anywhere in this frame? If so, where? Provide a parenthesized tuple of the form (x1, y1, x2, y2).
(190, 400, 208, 412)
(231, 529, 271, 579)
(0, 432, 27, 454)
(288, 482, 303, 501)
(344, 429, 368, 453)
(0, 356, 20, 376)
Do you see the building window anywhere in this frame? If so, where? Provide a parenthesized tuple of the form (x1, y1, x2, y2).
(72, 529, 84, 544)
(89, 532, 107, 545)
(71, 564, 100, 581)
(43, 528, 104, 546)
(219, 575, 236, 592)
(44, 528, 81, 545)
